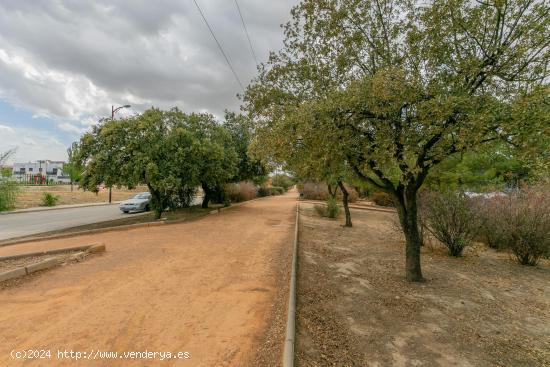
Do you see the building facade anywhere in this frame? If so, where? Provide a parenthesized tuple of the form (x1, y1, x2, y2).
(11, 160, 71, 184)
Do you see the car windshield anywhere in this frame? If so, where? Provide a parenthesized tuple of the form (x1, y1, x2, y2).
(133, 193, 150, 199)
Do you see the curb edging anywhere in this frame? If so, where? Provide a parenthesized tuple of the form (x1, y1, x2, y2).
(0, 243, 103, 261)
(0, 243, 106, 282)
(298, 199, 396, 213)
(283, 203, 299, 367)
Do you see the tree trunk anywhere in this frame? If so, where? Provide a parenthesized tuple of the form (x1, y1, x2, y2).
(201, 184, 211, 209)
(148, 185, 164, 220)
(327, 183, 337, 199)
(395, 189, 424, 282)
(337, 180, 352, 227)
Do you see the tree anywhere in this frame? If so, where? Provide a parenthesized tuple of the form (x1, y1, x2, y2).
(244, 0, 549, 281)
(181, 113, 238, 208)
(0, 166, 11, 178)
(74, 108, 237, 218)
(223, 111, 269, 184)
(424, 143, 531, 191)
(65, 143, 84, 192)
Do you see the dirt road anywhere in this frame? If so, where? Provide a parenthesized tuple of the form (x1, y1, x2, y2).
(0, 193, 296, 366)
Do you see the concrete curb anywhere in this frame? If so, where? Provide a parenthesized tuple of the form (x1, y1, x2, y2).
(283, 203, 300, 367)
(0, 220, 166, 248)
(0, 267, 27, 282)
(299, 199, 396, 213)
(0, 202, 121, 215)
(0, 257, 59, 281)
(25, 257, 59, 274)
(0, 243, 106, 282)
(0, 243, 100, 261)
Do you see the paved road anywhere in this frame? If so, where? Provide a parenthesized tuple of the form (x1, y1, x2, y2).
(0, 197, 203, 241)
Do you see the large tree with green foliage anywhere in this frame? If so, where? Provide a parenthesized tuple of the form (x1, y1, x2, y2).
(245, 0, 549, 281)
(74, 108, 238, 218)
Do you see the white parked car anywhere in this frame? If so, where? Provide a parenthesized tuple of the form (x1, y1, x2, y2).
(119, 192, 152, 213)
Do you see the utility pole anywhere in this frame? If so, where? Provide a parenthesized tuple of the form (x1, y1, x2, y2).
(108, 104, 131, 203)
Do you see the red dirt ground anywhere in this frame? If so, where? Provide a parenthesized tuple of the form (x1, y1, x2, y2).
(0, 193, 296, 366)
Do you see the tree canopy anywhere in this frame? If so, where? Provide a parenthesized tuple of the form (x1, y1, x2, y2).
(244, 0, 550, 281)
(74, 108, 240, 218)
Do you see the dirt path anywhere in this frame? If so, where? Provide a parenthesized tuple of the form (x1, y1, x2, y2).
(0, 193, 296, 366)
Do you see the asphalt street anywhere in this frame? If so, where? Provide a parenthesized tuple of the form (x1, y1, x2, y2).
(0, 196, 203, 241)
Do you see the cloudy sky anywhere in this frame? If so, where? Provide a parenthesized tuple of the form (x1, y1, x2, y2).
(0, 0, 298, 163)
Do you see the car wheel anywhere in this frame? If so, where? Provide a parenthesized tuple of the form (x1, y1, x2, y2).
(145, 204, 150, 212)
(123, 210, 129, 214)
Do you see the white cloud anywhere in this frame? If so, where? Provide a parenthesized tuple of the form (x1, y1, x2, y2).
(0, 0, 299, 121)
(0, 1, 300, 161)
(0, 124, 14, 133)
(58, 122, 87, 134)
(0, 125, 67, 163)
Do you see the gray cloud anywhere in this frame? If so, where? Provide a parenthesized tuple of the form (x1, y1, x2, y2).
(0, 0, 298, 124)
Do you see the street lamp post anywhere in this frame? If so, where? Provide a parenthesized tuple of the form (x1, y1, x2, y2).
(108, 104, 131, 203)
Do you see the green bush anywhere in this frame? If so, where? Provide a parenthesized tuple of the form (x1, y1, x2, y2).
(259, 186, 285, 197)
(419, 191, 480, 256)
(271, 174, 294, 191)
(0, 180, 19, 211)
(258, 186, 270, 197)
(326, 197, 340, 218)
(41, 192, 60, 207)
(271, 186, 285, 195)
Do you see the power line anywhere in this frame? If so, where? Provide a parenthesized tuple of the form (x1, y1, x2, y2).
(234, 0, 258, 66)
(193, 0, 245, 91)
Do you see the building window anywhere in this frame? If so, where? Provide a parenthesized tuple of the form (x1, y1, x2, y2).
(52, 168, 58, 175)
(39, 168, 43, 172)
(29, 167, 33, 172)
(19, 168, 25, 173)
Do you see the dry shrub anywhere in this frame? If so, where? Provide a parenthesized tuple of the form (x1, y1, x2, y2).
(301, 182, 330, 200)
(314, 204, 327, 217)
(475, 187, 550, 265)
(369, 192, 394, 207)
(225, 181, 257, 203)
(472, 198, 508, 250)
(300, 182, 358, 202)
(419, 191, 480, 256)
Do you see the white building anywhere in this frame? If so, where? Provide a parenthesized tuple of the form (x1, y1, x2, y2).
(12, 160, 71, 184)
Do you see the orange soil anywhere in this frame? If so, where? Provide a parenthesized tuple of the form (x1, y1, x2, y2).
(0, 193, 296, 366)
